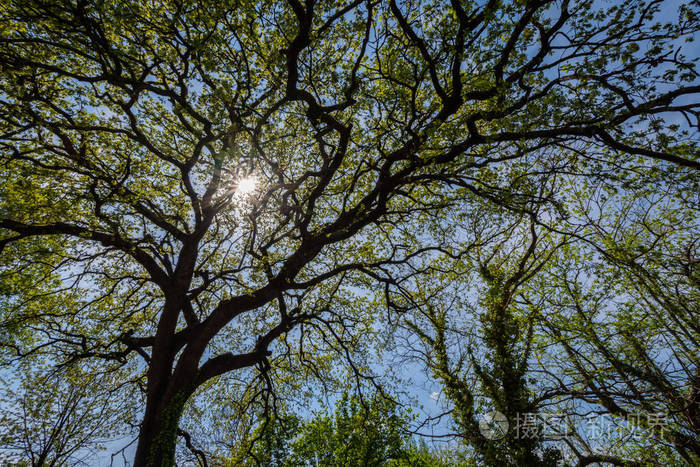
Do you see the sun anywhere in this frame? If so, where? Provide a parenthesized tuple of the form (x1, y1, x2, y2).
(236, 176, 258, 195)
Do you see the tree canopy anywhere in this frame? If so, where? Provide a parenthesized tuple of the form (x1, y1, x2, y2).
(0, 0, 698, 464)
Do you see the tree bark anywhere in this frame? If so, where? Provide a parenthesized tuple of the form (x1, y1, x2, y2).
(133, 383, 192, 467)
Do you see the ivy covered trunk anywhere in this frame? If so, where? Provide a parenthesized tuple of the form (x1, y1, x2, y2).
(134, 385, 191, 466)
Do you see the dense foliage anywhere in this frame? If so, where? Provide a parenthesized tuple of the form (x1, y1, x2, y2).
(0, 0, 698, 464)
(226, 393, 459, 466)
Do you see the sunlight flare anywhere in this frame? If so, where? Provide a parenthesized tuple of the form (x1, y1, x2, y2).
(235, 175, 258, 195)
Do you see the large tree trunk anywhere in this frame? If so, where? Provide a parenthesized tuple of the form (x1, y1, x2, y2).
(133, 290, 196, 466)
(133, 384, 191, 467)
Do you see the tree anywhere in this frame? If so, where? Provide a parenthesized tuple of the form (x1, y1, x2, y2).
(386, 167, 699, 465)
(0, 0, 698, 464)
(395, 212, 567, 465)
(227, 392, 458, 466)
(0, 362, 134, 465)
(536, 170, 700, 465)
(289, 393, 409, 466)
